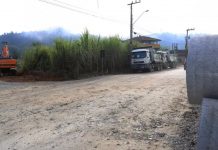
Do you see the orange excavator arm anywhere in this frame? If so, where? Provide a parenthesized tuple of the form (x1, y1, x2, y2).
(2, 44, 9, 58)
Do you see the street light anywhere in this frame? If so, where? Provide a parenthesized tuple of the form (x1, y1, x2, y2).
(185, 28, 195, 52)
(133, 10, 149, 25)
(132, 10, 149, 44)
(184, 28, 195, 70)
(129, 8, 149, 51)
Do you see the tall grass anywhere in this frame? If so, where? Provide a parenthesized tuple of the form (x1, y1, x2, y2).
(22, 30, 129, 79)
(23, 43, 52, 72)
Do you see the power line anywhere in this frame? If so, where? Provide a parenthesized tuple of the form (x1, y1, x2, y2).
(38, 0, 127, 25)
(38, 0, 159, 36)
(39, 0, 98, 17)
(51, 0, 97, 14)
(134, 27, 154, 34)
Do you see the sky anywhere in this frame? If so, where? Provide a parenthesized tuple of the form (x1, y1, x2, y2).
(0, 0, 218, 38)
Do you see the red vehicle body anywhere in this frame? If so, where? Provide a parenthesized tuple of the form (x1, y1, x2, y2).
(0, 42, 17, 76)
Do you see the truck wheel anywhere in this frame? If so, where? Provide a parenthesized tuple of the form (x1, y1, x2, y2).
(171, 63, 175, 68)
(10, 69, 17, 76)
(0, 72, 3, 77)
(160, 65, 163, 71)
(158, 64, 162, 71)
(154, 65, 158, 71)
(149, 65, 154, 72)
(186, 36, 218, 104)
(173, 62, 177, 68)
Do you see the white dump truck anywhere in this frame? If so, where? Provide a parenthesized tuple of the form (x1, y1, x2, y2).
(131, 48, 177, 72)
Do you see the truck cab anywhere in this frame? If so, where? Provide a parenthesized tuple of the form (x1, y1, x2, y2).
(0, 42, 17, 76)
(131, 48, 152, 71)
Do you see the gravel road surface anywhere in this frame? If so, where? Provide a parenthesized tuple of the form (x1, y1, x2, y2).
(0, 68, 199, 150)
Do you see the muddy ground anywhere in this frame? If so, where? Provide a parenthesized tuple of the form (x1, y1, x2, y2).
(0, 68, 199, 150)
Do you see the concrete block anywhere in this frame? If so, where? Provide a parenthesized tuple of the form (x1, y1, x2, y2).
(186, 36, 218, 104)
(197, 98, 218, 150)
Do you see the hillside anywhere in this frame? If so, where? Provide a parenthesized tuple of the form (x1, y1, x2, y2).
(150, 33, 186, 49)
(0, 28, 79, 57)
(0, 29, 188, 59)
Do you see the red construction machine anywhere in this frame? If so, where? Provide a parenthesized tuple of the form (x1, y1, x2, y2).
(0, 42, 17, 76)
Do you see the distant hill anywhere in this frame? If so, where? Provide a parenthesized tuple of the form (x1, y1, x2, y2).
(150, 33, 186, 50)
(0, 28, 80, 57)
(0, 29, 189, 58)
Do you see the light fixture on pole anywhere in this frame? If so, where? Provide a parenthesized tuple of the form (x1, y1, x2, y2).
(185, 28, 195, 52)
(133, 10, 149, 25)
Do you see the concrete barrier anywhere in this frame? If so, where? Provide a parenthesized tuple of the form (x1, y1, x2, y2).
(186, 36, 218, 104)
(197, 98, 218, 150)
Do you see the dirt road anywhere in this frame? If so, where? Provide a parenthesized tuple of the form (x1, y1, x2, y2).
(0, 68, 199, 150)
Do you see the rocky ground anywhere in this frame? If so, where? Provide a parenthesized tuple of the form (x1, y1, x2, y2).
(0, 68, 199, 150)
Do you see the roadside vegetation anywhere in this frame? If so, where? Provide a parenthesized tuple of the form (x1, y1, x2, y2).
(22, 30, 130, 79)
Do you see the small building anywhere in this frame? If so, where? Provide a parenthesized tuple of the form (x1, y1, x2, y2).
(132, 36, 161, 49)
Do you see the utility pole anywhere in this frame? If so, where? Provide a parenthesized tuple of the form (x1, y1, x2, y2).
(184, 28, 195, 70)
(172, 43, 178, 51)
(128, 0, 141, 51)
(97, 0, 99, 8)
(185, 28, 195, 53)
